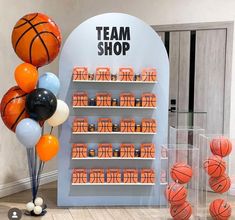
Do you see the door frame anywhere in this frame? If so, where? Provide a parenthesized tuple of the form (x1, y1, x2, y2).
(152, 22, 234, 134)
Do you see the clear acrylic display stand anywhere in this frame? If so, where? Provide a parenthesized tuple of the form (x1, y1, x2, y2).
(160, 144, 200, 219)
(198, 134, 234, 219)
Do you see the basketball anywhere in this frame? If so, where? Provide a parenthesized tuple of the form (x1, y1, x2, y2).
(0, 86, 29, 132)
(12, 13, 62, 67)
(210, 137, 232, 157)
(203, 155, 226, 177)
(170, 162, 193, 184)
(209, 199, 231, 220)
(170, 201, 192, 220)
(209, 174, 231, 194)
(165, 182, 187, 205)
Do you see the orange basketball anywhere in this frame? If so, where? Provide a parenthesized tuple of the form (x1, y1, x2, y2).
(12, 13, 62, 67)
(209, 174, 231, 194)
(165, 182, 187, 205)
(209, 199, 231, 220)
(203, 155, 226, 177)
(210, 137, 232, 157)
(0, 86, 29, 132)
(170, 162, 193, 184)
(170, 201, 192, 220)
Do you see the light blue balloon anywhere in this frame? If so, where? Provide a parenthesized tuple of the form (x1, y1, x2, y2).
(16, 118, 41, 148)
(38, 72, 60, 96)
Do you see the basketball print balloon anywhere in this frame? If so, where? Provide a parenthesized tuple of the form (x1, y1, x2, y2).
(170, 201, 192, 220)
(209, 199, 231, 220)
(210, 137, 232, 157)
(203, 155, 226, 177)
(170, 162, 193, 184)
(209, 174, 231, 194)
(165, 182, 187, 205)
(0, 86, 29, 132)
(12, 13, 62, 67)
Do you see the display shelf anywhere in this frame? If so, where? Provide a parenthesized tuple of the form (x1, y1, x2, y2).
(72, 132, 156, 135)
(73, 80, 157, 84)
(72, 157, 155, 160)
(73, 106, 156, 110)
(72, 182, 155, 186)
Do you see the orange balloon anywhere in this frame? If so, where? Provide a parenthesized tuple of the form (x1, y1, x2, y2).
(36, 134, 59, 162)
(14, 63, 38, 93)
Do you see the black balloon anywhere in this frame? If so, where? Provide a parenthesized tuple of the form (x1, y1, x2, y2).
(26, 88, 57, 121)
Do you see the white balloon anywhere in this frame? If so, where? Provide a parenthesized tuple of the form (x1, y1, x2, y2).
(47, 100, 69, 127)
(34, 206, 42, 215)
(34, 197, 43, 206)
(26, 202, 35, 212)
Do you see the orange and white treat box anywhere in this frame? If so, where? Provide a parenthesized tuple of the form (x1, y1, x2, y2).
(73, 117, 88, 132)
(98, 143, 112, 158)
(120, 92, 135, 107)
(96, 92, 112, 106)
(120, 143, 135, 158)
(72, 169, 87, 183)
(119, 67, 134, 81)
(98, 118, 112, 132)
(141, 119, 157, 133)
(73, 67, 88, 80)
(120, 119, 135, 132)
(142, 93, 157, 107)
(140, 143, 155, 158)
(96, 67, 111, 81)
(123, 169, 138, 183)
(107, 169, 121, 183)
(89, 169, 105, 183)
(141, 169, 155, 183)
(72, 91, 88, 106)
(72, 143, 88, 158)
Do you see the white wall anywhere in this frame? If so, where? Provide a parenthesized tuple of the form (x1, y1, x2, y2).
(0, 0, 235, 194)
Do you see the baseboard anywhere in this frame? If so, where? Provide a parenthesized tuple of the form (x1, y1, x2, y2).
(0, 170, 58, 198)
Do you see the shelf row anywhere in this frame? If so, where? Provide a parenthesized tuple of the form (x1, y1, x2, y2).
(72, 168, 155, 185)
(72, 91, 156, 108)
(72, 66, 157, 83)
(72, 118, 157, 133)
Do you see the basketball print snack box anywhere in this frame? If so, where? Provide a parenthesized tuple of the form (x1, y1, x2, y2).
(140, 143, 155, 158)
(142, 93, 157, 107)
(90, 169, 105, 183)
(72, 169, 87, 183)
(120, 119, 135, 132)
(72, 91, 88, 106)
(98, 143, 112, 158)
(120, 92, 135, 107)
(123, 169, 138, 183)
(107, 169, 121, 183)
(72, 67, 88, 80)
(96, 92, 112, 106)
(98, 118, 112, 132)
(141, 169, 155, 183)
(142, 119, 157, 133)
(120, 143, 135, 158)
(96, 67, 111, 81)
(73, 117, 88, 132)
(141, 68, 157, 81)
(72, 143, 88, 158)
(119, 67, 134, 81)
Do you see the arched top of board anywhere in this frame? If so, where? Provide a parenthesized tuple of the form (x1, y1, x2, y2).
(59, 13, 169, 100)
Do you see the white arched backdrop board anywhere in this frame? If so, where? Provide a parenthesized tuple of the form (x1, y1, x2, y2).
(58, 13, 169, 206)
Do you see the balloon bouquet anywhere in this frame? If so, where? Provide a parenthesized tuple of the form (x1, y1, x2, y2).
(0, 13, 69, 216)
